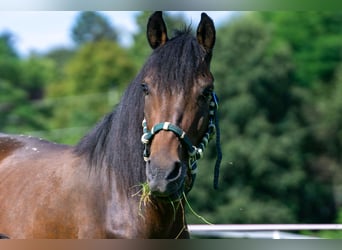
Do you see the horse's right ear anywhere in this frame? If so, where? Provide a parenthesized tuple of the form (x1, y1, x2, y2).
(197, 13, 216, 53)
(147, 11, 168, 49)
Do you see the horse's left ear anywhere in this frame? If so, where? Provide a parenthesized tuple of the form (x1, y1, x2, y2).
(197, 13, 216, 52)
(147, 11, 169, 49)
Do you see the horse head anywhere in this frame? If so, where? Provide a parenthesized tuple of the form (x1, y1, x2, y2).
(141, 11, 217, 200)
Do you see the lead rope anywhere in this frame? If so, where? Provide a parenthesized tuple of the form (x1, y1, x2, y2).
(213, 106, 222, 190)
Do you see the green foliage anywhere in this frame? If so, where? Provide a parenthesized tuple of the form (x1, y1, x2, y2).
(40, 91, 120, 144)
(44, 40, 133, 144)
(71, 11, 118, 46)
(55, 40, 136, 95)
(315, 63, 342, 209)
(187, 12, 339, 226)
(259, 12, 342, 87)
(20, 55, 54, 100)
(0, 31, 17, 58)
(0, 34, 51, 133)
(0, 32, 20, 83)
(44, 47, 75, 81)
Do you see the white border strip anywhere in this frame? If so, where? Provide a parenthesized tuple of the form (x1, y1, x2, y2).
(188, 224, 342, 231)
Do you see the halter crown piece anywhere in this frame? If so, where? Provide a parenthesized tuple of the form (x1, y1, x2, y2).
(141, 91, 222, 192)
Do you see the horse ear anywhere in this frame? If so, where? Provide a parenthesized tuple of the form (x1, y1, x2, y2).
(147, 11, 168, 49)
(197, 13, 216, 52)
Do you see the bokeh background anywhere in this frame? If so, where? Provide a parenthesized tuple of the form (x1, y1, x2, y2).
(1, 11, 342, 238)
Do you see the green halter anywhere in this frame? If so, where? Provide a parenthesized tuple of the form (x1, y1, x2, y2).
(141, 92, 219, 192)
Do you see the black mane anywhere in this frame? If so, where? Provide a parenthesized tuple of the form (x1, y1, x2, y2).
(74, 29, 206, 191)
(74, 79, 145, 190)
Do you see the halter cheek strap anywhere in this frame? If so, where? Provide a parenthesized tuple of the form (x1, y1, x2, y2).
(141, 92, 221, 193)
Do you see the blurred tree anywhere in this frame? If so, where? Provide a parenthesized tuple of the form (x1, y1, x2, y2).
(186, 12, 337, 225)
(260, 12, 342, 88)
(71, 11, 118, 46)
(44, 39, 136, 143)
(44, 47, 75, 81)
(0, 31, 17, 57)
(0, 32, 52, 133)
(0, 31, 20, 84)
(258, 12, 342, 223)
(315, 64, 342, 208)
(48, 40, 135, 97)
(20, 54, 54, 100)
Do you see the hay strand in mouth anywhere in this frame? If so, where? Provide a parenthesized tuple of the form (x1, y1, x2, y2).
(139, 182, 152, 207)
(132, 184, 211, 225)
(132, 183, 184, 221)
(132, 182, 153, 218)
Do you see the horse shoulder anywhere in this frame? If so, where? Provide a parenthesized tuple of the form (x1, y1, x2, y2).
(0, 134, 107, 238)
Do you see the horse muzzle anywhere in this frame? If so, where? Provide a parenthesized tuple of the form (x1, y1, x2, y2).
(146, 158, 187, 200)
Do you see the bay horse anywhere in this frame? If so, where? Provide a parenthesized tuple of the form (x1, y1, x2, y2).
(0, 11, 219, 238)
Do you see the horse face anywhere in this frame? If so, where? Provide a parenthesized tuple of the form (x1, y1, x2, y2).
(141, 12, 216, 200)
(142, 75, 214, 199)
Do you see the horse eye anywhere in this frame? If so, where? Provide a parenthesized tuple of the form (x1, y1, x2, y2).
(141, 83, 149, 95)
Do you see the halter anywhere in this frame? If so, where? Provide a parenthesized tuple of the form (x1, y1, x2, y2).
(141, 92, 221, 193)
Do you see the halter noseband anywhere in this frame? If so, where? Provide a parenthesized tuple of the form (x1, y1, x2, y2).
(141, 92, 220, 193)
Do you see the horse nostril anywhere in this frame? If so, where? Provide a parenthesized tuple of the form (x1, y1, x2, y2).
(166, 161, 182, 181)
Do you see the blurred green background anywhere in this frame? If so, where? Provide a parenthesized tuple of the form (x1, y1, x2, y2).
(1, 11, 342, 238)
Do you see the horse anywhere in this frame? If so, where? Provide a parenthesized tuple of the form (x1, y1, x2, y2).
(0, 11, 219, 238)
